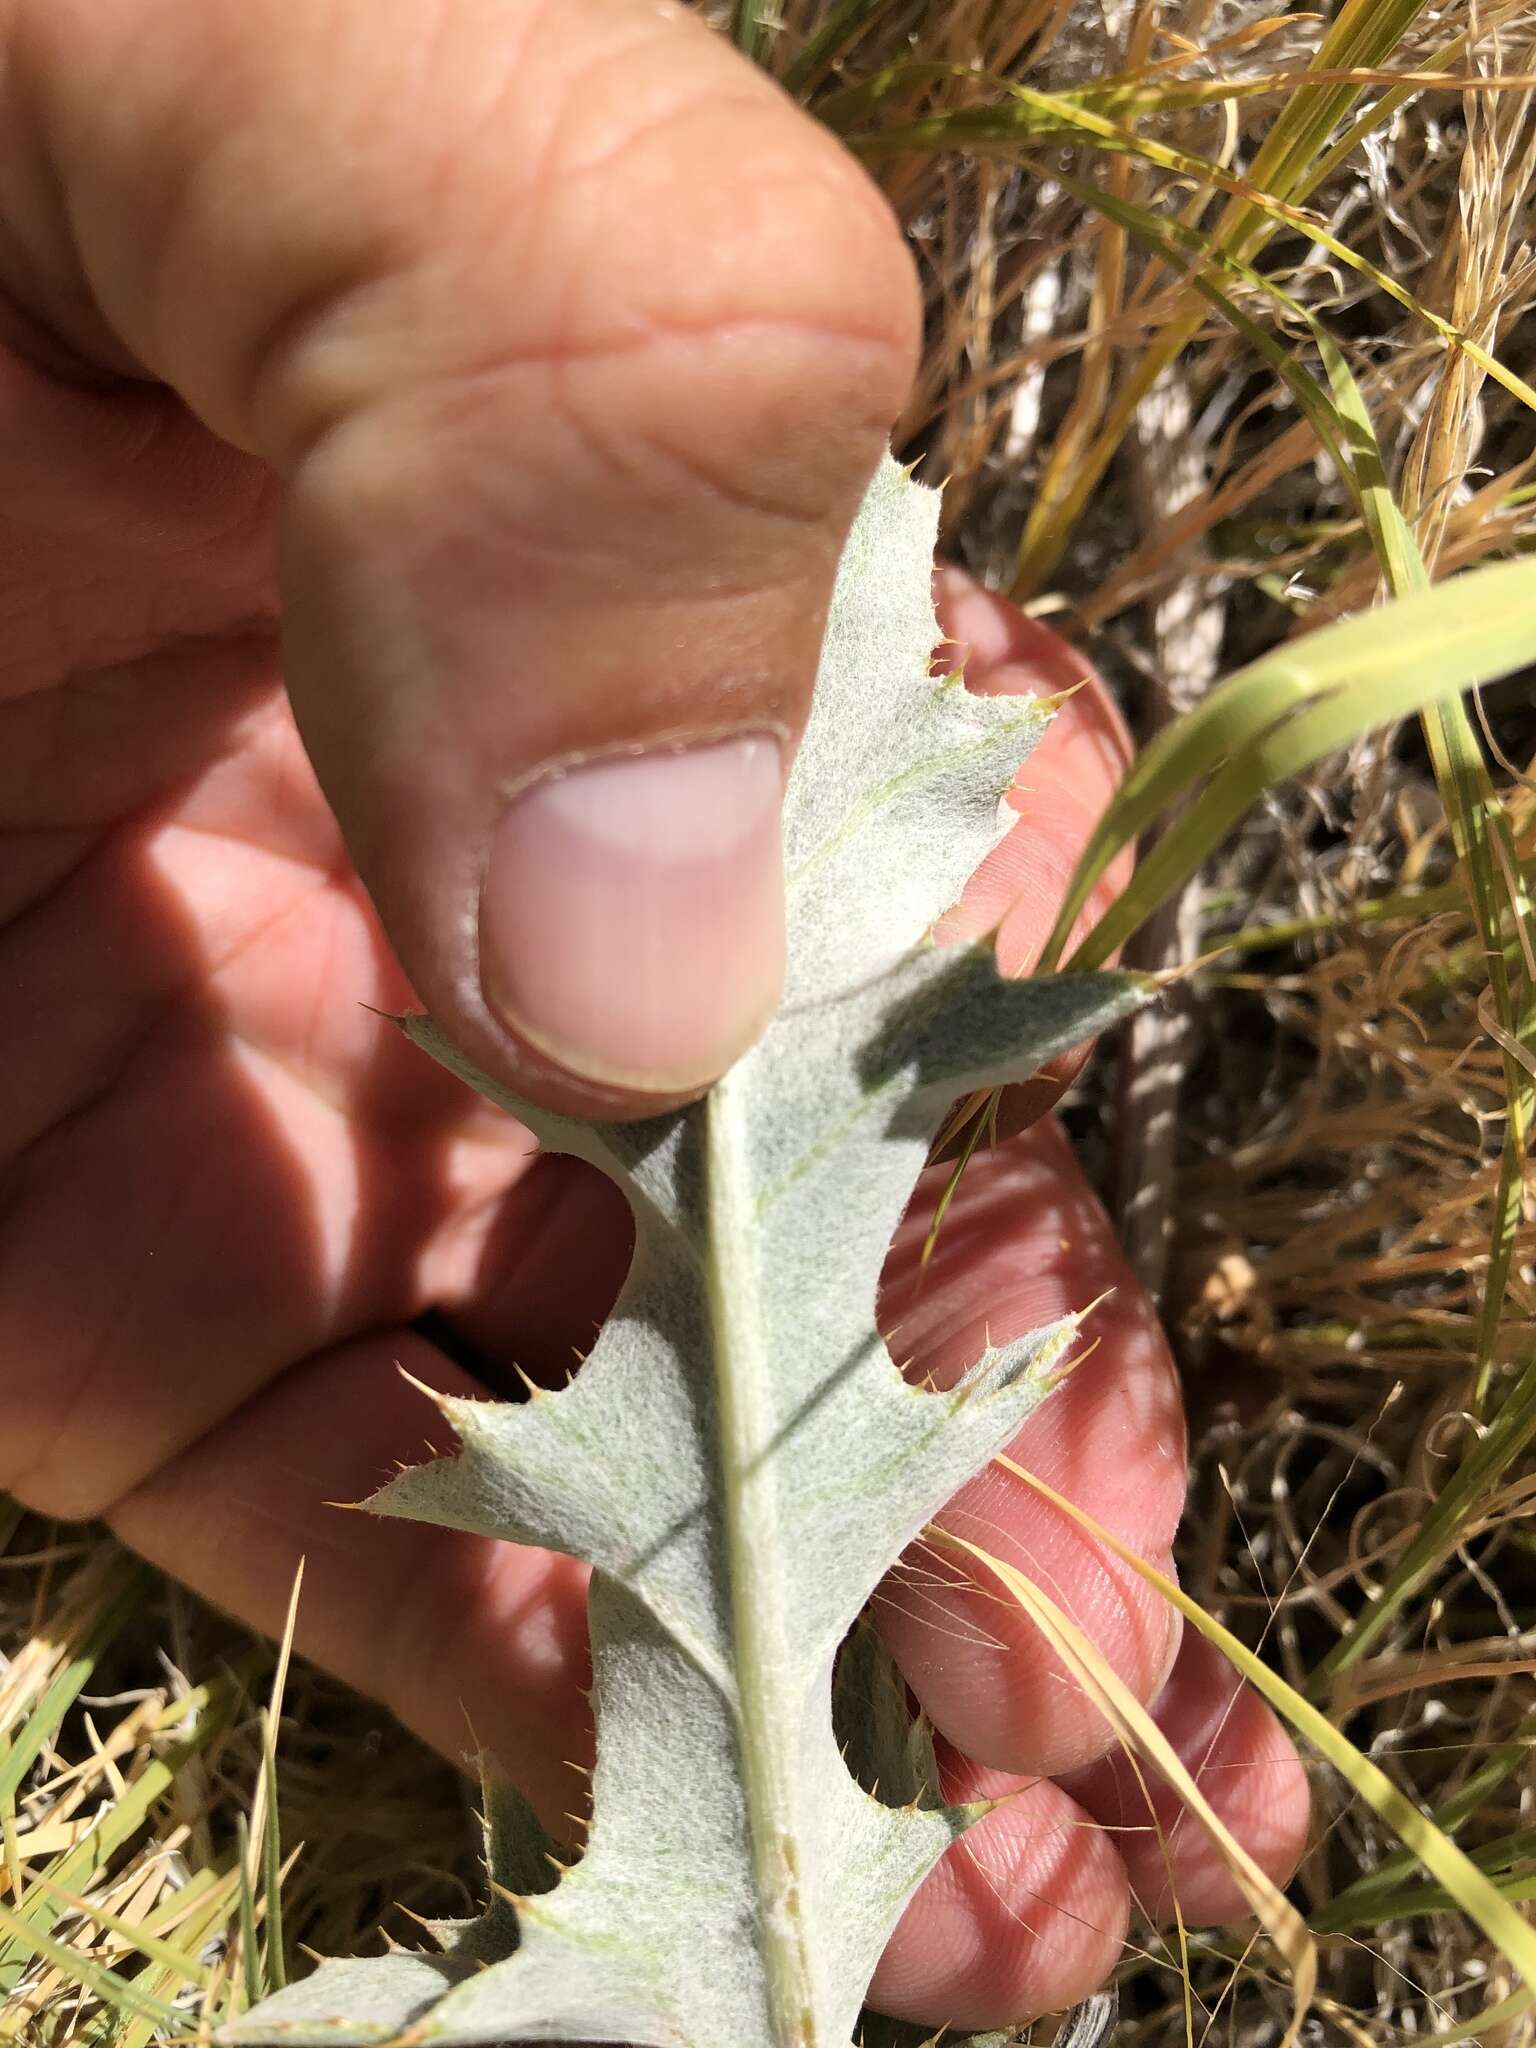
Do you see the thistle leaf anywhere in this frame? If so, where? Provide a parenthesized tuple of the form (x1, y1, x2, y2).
(226, 454, 1143, 2048)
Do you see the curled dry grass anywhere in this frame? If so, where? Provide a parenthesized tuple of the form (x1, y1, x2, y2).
(5, 0, 1536, 2041)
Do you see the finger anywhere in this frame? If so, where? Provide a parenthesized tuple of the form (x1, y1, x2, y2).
(428, 1152, 634, 1392)
(866, 1748, 1130, 2028)
(5, 0, 919, 1111)
(876, 1118, 1188, 1777)
(933, 567, 1136, 1131)
(1060, 1629, 1312, 1927)
(108, 1330, 596, 1839)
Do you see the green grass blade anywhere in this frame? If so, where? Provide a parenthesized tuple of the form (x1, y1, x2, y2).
(259, 1721, 286, 1991)
(1316, 1800, 1536, 1931)
(950, 0, 1436, 588)
(732, 0, 775, 63)
(249, 1560, 301, 1998)
(0, 1893, 181, 2031)
(969, 153, 1532, 1485)
(1294, 0, 1531, 203)
(1313, 1876, 1536, 1935)
(234, 1811, 264, 2010)
(1037, 556, 1536, 971)
(1418, 699, 1535, 1411)
(782, 0, 896, 93)
(0, 1560, 153, 1811)
(1225, 0, 1430, 249)
(1425, 1985, 1536, 2046)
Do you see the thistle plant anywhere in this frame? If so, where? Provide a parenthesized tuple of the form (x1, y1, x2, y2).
(227, 451, 1143, 2047)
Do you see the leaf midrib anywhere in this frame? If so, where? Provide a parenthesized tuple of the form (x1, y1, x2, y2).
(705, 1067, 820, 2048)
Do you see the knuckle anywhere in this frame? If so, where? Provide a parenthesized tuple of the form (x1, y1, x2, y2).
(277, 58, 921, 592)
(0, 1415, 115, 1524)
(549, 304, 910, 549)
(610, 136, 921, 444)
(488, 108, 921, 557)
(267, 39, 922, 483)
(544, 13, 922, 397)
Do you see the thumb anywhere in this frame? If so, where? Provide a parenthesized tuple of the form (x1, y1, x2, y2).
(8, 0, 920, 1110)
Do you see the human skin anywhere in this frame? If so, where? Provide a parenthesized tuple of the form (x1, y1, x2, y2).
(0, 0, 1310, 2024)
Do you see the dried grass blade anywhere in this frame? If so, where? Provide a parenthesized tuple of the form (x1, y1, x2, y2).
(930, 1526, 1316, 2046)
(1315, 1347, 1536, 1685)
(21, 1870, 207, 1987)
(0, 1893, 180, 2031)
(998, 1459, 1536, 2007)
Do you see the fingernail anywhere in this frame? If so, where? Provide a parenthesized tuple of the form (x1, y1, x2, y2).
(481, 736, 785, 1093)
(1153, 1603, 1184, 1703)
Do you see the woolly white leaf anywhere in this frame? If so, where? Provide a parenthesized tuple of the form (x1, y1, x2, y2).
(228, 455, 1145, 2048)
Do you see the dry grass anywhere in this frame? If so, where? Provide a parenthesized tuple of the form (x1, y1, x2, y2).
(0, 1549, 478, 2042)
(5, 0, 1536, 2041)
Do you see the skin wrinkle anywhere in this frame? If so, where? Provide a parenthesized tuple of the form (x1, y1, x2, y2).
(0, 12, 132, 376)
(530, 32, 746, 197)
(1, 705, 533, 1513)
(4, 681, 319, 1027)
(128, 435, 277, 564)
(236, 248, 413, 472)
(1061, 1631, 1311, 1924)
(317, 362, 863, 604)
(18, 8, 443, 439)
(125, 1351, 399, 1558)
(428, 0, 593, 256)
(502, 14, 915, 368)
(420, 306, 920, 387)
(267, 270, 888, 480)
(38, 20, 203, 377)
(942, 1492, 1175, 1677)
(0, 823, 100, 922)
(369, 316, 910, 570)
(6, 915, 313, 1504)
(367, 0, 521, 213)
(1, 399, 266, 553)
(236, 28, 910, 468)
(228, 970, 390, 1138)
(871, 1753, 1131, 2023)
(624, 401, 859, 532)
(946, 1808, 1116, 1953)
(0, 640, 279, 820)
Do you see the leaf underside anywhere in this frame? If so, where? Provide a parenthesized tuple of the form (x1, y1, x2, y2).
(227, 455, 1143, 2048)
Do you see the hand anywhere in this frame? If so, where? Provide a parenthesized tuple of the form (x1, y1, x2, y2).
(0, 0, 1307, 2027)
